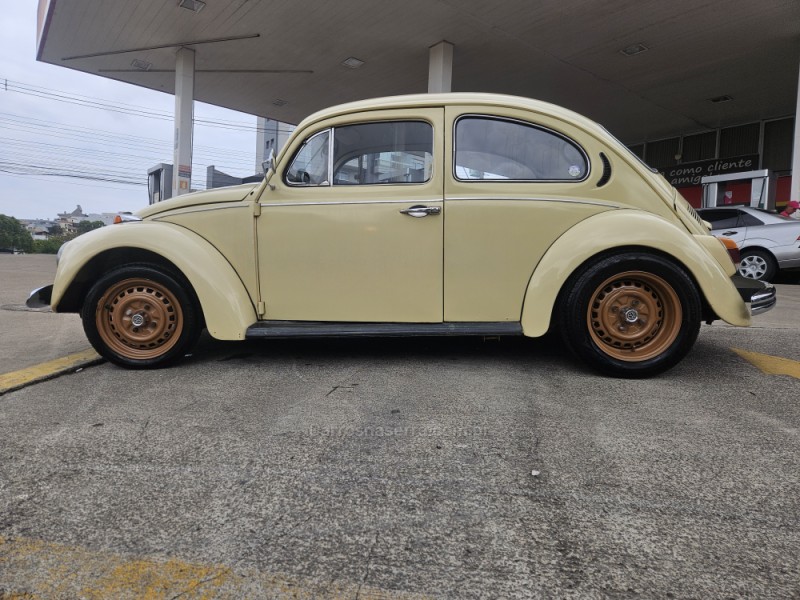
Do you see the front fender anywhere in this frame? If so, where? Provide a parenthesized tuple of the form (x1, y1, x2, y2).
(520, 210, 751, 336)
(53, 222, 257, 340)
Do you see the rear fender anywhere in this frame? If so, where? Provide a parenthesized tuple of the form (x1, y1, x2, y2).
(520, 210, 751, 337)
(53, 222, 257, 340)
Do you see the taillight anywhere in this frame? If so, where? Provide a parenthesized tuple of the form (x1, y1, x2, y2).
(718, 237, 740, 265)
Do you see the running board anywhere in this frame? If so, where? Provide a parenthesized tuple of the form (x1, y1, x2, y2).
(245, 321, 523, 339)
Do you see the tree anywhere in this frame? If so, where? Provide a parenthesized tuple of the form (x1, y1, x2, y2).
(0, 215, 34, 253)
(75, 220, 105, 235)
(33, 237, 67, 254)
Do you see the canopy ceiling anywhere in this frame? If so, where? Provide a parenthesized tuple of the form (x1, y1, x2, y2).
(37, 0, 800, 143)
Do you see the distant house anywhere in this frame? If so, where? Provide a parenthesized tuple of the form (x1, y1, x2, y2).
(56, 205, 88, 234)
(19, 219, 58, 240)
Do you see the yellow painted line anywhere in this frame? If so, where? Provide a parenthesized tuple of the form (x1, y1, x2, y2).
(732, 348, 800, 380)
(0, 535, 430, 599)
(0, 349, 103, 395)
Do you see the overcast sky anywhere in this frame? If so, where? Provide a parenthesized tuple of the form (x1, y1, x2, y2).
(0, 2, 257, 220)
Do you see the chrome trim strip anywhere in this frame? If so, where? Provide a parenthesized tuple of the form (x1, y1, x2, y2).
(260, 199, 443, 208)
(445, 196, 620, 208)
(152, 204, 249, 218)
(260, 197, 616, 209)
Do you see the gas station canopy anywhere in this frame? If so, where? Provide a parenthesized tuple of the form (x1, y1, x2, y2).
(37, 0, 800, 144)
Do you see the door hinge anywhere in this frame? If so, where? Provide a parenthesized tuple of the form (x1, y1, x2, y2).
(253, 202, 262, 217)
(257, 301, 266, 316)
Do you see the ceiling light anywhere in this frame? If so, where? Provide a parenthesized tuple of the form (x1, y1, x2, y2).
(341, 57, 365, 69)
(272, 98, 288, 107)
(620, 43, 649, 56)
(179, 0, 206, 13)
(130, 59, 152, 71)
(709, 95, 733, 103)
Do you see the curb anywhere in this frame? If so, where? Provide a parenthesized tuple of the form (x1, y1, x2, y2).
(0, 349, 104, 396)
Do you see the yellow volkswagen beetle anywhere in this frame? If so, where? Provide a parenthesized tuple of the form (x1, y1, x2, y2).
(28, 93, 775, 377)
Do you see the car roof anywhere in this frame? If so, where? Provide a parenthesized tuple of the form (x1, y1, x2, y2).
(296, 92, 605, 136)
(697, 206, 793, 224)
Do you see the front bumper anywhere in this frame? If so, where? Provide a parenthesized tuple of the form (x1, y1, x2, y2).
(732, 276, 776, 316)
(26, 284, 53, 309)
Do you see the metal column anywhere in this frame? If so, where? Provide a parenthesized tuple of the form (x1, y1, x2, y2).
(791, 57, 800, 203)
(173, 47, 195, 196)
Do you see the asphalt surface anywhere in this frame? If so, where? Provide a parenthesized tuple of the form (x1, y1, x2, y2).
(1, 255, 799, 598)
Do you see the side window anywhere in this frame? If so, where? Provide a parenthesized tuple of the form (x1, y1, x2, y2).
(332, 121, 433, 185)
(704, 211, 740, 230)
(285, 130, 330, 186)
(739, 212, 764, 227)
(455, 116, 588, 181)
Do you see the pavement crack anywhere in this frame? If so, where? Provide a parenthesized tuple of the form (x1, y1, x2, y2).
(135, 416, 151, 450)
(139, 416, 151, 439)
(168, 568, 231, 599)
(355, 531, 380, 600)
(325, 383, 359, 397)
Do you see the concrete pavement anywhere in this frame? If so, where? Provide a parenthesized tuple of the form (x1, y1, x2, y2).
(0, 255, 798, 598)
(0, 254, 91, 374)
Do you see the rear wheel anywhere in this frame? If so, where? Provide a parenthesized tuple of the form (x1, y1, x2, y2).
(81, 265, 201, 368)
(738, 249, 777, 282)
(559, 253, 701, 378)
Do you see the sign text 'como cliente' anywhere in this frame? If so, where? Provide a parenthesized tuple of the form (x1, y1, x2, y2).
(661, 155, 759, 187)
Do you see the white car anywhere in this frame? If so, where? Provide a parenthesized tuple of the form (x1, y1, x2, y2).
(697, 207, 800, 281)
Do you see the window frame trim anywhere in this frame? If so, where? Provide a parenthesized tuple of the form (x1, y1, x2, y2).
(283, 119, 436, 188)
(284, 128, 333, 188)
(452, 114, 591, 184)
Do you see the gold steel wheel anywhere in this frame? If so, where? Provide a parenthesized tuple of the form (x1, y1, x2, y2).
(587, 271, 682, 362)
(95, 278, 184, 361)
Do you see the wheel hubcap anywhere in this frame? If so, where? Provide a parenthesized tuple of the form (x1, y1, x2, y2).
(739, 255, 767, 279)
(587, 271, 682, 362)
(95, 278, 183, 360)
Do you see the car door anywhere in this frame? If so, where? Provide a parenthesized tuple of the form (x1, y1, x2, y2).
(702, 209, 747, 247)
(442, 107, 613, 322)
(256, 109, 444, 323)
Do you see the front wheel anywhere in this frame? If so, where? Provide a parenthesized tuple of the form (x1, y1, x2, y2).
(81, 265, 202, 368)
(559, 253, 702, 378)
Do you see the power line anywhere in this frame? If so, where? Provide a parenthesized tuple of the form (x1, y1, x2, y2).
(0, 77, 283, 190)
(1, 78, 298, 134)
(0, 112, 256, 160)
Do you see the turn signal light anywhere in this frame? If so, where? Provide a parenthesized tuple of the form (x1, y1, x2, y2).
(113, 213, 142, 224)
(718, 237, 740, 265)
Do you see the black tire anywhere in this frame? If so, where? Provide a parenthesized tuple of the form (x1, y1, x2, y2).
(558, 253, 702, 378)
(738, 249, 778, 282)
(81, 264, 202, 368)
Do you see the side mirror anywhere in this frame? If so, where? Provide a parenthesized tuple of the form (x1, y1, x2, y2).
(261, 148, 277, 176)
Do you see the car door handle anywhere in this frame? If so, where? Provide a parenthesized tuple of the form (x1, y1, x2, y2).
(399, 205, 441, 218)
(722, 230, 738, 236)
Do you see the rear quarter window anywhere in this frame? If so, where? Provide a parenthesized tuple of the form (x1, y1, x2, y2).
(454, 116, 588, 182)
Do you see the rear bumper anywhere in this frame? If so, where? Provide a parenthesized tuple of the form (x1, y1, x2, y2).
(732, 276, 776, 316)
(26, 284, 53, 309)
